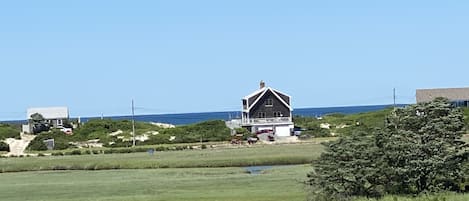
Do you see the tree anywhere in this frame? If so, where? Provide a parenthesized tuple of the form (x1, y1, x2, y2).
(307, 132, 384, 201)
(29, 113, 50, 134)
(376, 97, 468, 193)
(307, 98, 469, 200)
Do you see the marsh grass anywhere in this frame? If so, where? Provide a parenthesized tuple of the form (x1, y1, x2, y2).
(1, 143, 323, 172)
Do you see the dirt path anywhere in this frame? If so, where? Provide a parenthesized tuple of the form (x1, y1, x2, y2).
(4, 133, 36, 156)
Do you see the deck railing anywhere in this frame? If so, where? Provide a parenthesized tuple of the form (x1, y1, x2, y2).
(242, 117, 292, 125)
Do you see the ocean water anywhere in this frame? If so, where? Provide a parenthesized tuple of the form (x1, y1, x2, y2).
(81, 104, 405, 125)
(3, 104, 405, 125)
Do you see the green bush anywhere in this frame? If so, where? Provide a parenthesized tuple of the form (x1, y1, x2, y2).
(156, 120, 231, 144)
(27, 130, 72, 151)
(52, 152, 64, 156)
(154, 146, 168, 151)
(0, 141, 10, 152)
(27, 139, 48, 151)
(0, 124, 20, 140)
(66, 150, 82, 155)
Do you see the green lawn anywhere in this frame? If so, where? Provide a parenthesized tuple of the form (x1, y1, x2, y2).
(1, 143, 324, 172)
(1, 165, 466, 201)
(0, 165, 311, 201)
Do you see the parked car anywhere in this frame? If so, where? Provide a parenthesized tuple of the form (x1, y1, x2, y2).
(60, 127, 73, 134)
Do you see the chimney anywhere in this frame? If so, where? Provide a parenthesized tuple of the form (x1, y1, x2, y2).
(259, 80, 266, 89)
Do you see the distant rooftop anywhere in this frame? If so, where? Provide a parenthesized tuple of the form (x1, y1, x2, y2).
(27, 107, 69, 119)
(416, 87, 469, 103)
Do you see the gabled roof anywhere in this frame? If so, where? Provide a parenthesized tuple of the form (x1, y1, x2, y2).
(244, 87, 292, 111)
(416, 87, 469, 103)
(243, 87, 267, 100)
(27, 107, 69, 120)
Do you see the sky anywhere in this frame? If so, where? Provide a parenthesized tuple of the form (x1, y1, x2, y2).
(0, 0, 468, 120)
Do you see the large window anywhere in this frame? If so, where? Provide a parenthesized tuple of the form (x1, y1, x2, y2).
(258, 112, 266, 118)
(266, 99, 273, 106)
(273, 111, 283, 117)
(453, 100, 469, 107)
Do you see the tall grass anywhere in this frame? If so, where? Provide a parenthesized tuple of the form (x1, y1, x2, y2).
(0, 143, 323, 173)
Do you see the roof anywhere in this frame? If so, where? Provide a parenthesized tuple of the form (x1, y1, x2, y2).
(243, 87, 292, 111)
(27, 107, 69, 119)
(416, 87, 469, 103)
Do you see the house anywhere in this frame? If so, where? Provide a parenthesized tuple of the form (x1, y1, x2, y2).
(416, 87, 469, 107)
(241, 81, 294, 137)
(23, 107, 70, 134)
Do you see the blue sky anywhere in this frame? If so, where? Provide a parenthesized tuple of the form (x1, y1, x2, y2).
(1, 0, 468, 120)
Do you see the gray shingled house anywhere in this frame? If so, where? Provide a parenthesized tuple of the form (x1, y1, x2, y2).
(416, 87, 469, 107)
(241, 81, 294, 137)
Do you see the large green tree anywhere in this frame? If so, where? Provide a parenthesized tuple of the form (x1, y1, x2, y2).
(376, 97, 468, 193)
(307, 132, 384, 201)
(307, 98, 469, 200)
(29, 113, 50, 134)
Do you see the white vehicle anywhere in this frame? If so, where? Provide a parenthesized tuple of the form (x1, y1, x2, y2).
(60, 127, 73, 134)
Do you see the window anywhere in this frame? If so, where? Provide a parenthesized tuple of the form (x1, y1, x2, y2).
(273, 112, 283, 117)
(266, 99, 273, 106)
(57, 119, 63, 126)
(258, 112, 266, 118)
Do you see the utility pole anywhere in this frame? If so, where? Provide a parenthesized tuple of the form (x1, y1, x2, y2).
(132, 99, 136, 147)
(393, 88, 398, 130)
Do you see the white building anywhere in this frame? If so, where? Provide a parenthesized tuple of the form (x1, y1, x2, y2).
(23, 107, 70, 133)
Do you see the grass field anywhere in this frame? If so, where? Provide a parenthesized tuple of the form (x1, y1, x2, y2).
(0, 165, 467, 201)
(1, 143, 324, 173)
(1, 137, 468, 201)
(0, 165, 311, 201)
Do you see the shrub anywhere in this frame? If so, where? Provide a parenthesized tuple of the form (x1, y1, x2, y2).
(27, 139, 48, 151)
(52, 152, 64, 156)
(0, 124, 20, 140)
(27, 130, 71, 151)
(158, 120, 231, 144)
(53, 141, 70, 150)
(68, 150, 82, 155)
(0, 141, 9, 152)
(154, 146, 167, 151)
